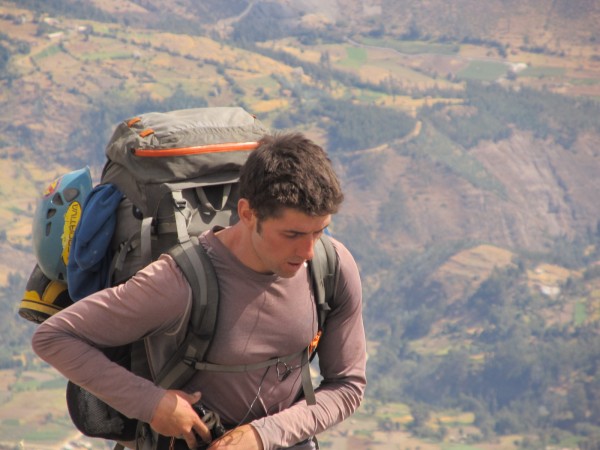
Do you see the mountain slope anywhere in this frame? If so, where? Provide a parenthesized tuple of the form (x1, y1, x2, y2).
(1, 1, 600, 448)
(342, 126, 600, 257)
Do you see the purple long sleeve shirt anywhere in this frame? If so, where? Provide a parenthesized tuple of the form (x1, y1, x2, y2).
(32, 230, 366, 449)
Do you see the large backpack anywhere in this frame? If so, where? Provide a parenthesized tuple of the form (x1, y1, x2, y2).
(23, 107, 340, 445)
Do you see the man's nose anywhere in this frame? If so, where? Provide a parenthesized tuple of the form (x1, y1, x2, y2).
(297, 235, 316, 260)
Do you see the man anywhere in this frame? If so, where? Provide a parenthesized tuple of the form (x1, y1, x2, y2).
(33, 132, 366, 449)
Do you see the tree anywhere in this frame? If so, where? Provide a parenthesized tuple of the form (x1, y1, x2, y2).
(0, 44, 10, 75)
(410, 403, 431, 429)
(568, 383, 589, 422)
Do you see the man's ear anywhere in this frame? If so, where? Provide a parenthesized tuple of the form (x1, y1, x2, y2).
(238, 198, 255, 228)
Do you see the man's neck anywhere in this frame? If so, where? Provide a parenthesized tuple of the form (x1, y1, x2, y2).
(214, 223, 260, 271)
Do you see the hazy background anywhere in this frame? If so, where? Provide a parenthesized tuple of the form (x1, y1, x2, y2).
(1, 0, 600, 448)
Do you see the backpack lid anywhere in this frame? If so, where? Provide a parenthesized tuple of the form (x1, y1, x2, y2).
(104, 107, 269, 184)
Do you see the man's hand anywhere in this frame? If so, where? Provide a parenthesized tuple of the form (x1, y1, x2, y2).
(150, 390, 212, 449)
(209, 424, 263, 449)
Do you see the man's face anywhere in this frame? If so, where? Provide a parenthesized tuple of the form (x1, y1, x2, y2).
(249, 207, 331, 278)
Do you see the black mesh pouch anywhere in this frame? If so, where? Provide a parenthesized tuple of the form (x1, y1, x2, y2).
(66, 381, 138, 440)
(65, 345, 138, 441)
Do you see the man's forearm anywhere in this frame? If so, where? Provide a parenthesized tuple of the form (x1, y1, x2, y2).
(250, 376, 365, 449)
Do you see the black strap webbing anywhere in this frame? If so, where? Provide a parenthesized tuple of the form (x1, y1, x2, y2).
(154, 238, 219, 389)
(309, 235, 339, 333)
(154, 235, 339, 401)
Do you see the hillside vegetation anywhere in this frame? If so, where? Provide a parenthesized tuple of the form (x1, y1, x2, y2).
(1, 0, 600, 448)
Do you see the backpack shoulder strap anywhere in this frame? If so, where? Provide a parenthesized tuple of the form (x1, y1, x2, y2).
(154, 234, 339, 407)
(284, 234, 340, 406)
(130, 238, 217, 450)
(154, 238, 219, 389)
(309, 234, 340, 331)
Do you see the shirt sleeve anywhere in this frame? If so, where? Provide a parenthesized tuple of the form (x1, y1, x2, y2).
(31, 254, 192, 423)
(250, 239, 367, 449)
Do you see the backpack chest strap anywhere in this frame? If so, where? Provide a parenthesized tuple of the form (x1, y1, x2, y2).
(184, 346, 317, 405)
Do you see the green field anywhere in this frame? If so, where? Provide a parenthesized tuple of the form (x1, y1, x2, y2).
(361, 37, 459, 55)
(0, 367, 107, 449)
(520, 66, 566, 78)
(457, 60, 510, 81)
(33, 45, 62, 61)
(342, 46, 368, 68)
(574, 299, 588, 326)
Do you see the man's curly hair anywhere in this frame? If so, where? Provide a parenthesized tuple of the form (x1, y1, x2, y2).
(239, 133, 344, 221)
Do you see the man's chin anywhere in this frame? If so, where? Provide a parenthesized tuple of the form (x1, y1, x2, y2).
(278, 261, 305, 278)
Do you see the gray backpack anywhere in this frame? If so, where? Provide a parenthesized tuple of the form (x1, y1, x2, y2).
(103, 106, 267, 286)
(62, 107, 340, 445)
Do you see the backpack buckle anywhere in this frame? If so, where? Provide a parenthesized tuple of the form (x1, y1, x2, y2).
(183, 356, 197, 367)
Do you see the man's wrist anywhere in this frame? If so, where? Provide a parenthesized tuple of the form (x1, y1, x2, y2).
(247, 424, 264, 450)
